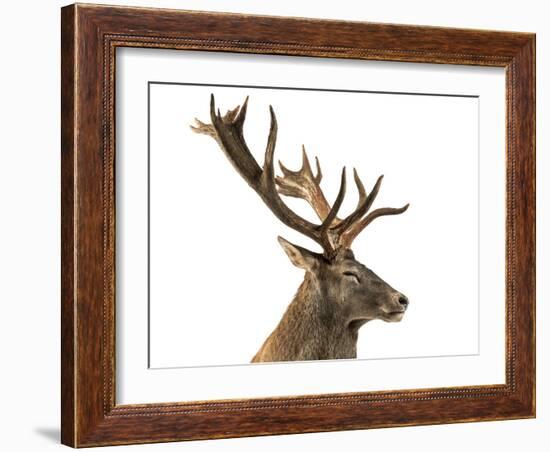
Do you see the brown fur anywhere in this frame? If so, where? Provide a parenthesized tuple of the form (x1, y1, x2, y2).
(252, 244, 408, 363)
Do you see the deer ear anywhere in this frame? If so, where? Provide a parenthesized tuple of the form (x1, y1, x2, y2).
(277, 236, 319, 271)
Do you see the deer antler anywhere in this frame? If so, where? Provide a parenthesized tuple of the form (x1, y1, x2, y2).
(276, 146, 333, 222)
(191, 95, 347, 257)
(191, 95, 408, 257)
(276, 145, 409, 250)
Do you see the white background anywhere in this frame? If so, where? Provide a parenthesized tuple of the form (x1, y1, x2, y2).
(116, 49, 506, 404)
(147, 81, 482, 368)
(0, 0, 546, 451)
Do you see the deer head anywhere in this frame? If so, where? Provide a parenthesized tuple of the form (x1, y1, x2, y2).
(277, 238, 409, 329)
(191, 95, 409, 361)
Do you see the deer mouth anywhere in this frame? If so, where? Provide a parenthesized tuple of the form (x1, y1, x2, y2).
(383, 310, 406, 322)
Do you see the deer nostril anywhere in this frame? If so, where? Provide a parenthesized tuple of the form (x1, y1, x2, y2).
(398, 295, 409, 308)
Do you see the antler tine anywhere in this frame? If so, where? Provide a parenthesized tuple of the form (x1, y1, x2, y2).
(275, 145, 333, 222)
(322, 168, 346, 229)
(261, 106, 287, 192)
(314, 156, 322, 184)
(278, 145, 314, 177)
(353, 168, 367, 209)
(300, 145, 314, 177)
(319, 168, 347, 255)
(333, 174, 383, 234)
(340, 203, 410, 249)
(192, 94, 341, 256)
(190, 118, 217, 142)
(233, 95, 249, 128)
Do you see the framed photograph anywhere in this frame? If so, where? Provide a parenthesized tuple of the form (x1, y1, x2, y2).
(61, 3, 535, 447)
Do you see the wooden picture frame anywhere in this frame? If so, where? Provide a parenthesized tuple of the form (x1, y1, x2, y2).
(61, 3, 535, 447)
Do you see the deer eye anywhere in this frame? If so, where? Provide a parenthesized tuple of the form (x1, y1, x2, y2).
(343, 271, 360, 283)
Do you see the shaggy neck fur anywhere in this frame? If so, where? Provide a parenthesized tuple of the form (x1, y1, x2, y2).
(251, 274, 359, 363)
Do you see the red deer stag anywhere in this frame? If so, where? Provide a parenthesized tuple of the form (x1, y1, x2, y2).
(191, 95, 409, 363)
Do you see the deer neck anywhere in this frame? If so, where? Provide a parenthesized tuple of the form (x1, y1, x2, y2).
(262, 273, 358, 362)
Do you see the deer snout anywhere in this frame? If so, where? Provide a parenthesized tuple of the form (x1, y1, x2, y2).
(398, 294, 409, 309)
(388, 293, 408, 313)
(381, 292, 409, 322)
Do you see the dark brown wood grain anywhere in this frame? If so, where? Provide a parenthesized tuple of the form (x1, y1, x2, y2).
(61, 3, 536, 447)
(60, 5, 76, 447)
